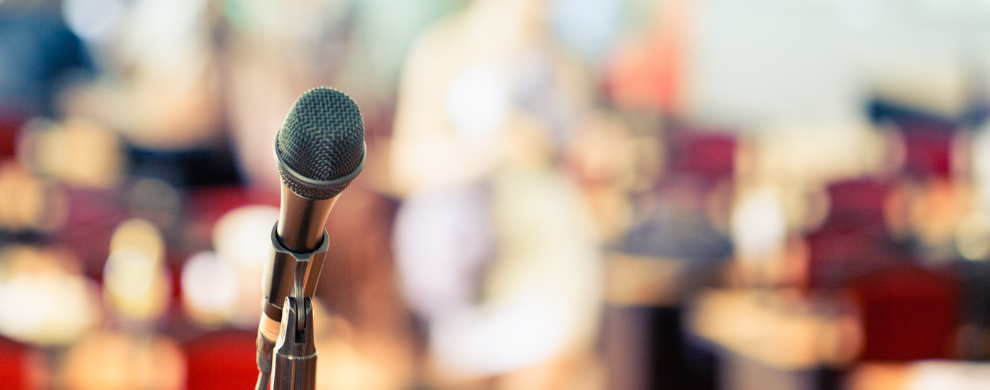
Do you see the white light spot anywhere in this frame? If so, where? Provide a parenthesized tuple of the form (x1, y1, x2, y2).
(957, 212, 990, 261)
(109, 218, 165, 266)
(105, 248, 157, 299)
(0, 273, 98, 345)
(732, 189, 787, 260)
(63, 0, 125, 42)
(445, 65, 510, 139)
(181, 251, 240, 321)
(212, 205, 279, 270)
(103, 247, 170, 321)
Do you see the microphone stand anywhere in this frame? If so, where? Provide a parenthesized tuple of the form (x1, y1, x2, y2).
(257, 226, 329, 390)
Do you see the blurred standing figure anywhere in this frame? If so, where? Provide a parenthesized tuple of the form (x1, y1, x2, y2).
(221, 0, 357, 190)
(0, 0, 90, 113)
(390, 0, 604, 389)
(0, 0, 91, 157)
(58, 0, 224, 150)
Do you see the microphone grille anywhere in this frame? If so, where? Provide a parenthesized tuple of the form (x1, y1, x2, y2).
(276, 87, 365, 199)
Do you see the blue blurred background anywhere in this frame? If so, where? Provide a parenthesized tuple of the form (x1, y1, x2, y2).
(2, 0, 990, 389)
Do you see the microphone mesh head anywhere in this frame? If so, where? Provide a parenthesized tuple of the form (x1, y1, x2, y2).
(276, 87, 365, 199)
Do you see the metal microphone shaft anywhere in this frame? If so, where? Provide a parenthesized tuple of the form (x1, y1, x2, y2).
(277, 185, 338, 253)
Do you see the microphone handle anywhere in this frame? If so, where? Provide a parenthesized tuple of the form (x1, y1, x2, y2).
(277, 183, 338, 253)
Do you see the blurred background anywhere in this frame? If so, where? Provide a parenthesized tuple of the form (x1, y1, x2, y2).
(4, 0, 990, 389)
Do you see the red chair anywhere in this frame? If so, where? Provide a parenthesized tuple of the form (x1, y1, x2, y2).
(819, 179, 890, 233)
(0, 114, 22, 158)
(0, 337, 28, 390)
(669, 132, 736, 183)
(805, 179, 895, 288)
(846, 264, 960, 361)
(901, 128, 954, 179)
(805, 230, 892, 288)
(183, 330, 260, 390)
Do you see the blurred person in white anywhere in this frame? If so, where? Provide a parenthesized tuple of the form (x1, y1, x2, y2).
(60, 0, 224, 150)
(0, 0, 92, 119)
(220, 0, 452, 191)
(220, 0, 357, 191)
(390, 0, 604, 389)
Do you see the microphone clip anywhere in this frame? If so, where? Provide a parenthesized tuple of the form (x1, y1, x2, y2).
(258, 225, 330, 390)
(263, 225, 330, 321)
(271, 296, 317, 390)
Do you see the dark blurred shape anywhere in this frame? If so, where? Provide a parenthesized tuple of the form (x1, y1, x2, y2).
(0, 114, 22, 158)
(183, 330, 259, 390)
(129, 145, 242, 189)
(955, 260, 990, 360)
(604, 134, 733, 390)
(869, 100, 957, 179)
(847, 264, 960, 361)
(604, 306, 717, 390)
(0, 2, 91, 117)
(0, 336, 28, 389)
(868, 100, 957, 132)
(621, 129, 735, 261)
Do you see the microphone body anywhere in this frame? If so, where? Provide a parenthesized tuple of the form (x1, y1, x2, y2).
(255, 87, 365, 390)
(277, 185, 338, 253)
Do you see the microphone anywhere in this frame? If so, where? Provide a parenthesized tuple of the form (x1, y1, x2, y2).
(256, 87, 365, 390)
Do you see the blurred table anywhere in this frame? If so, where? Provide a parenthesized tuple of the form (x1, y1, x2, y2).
(687, 289, 856, 390)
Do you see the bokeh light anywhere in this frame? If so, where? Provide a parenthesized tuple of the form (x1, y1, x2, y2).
(181, 251, 240, 326)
